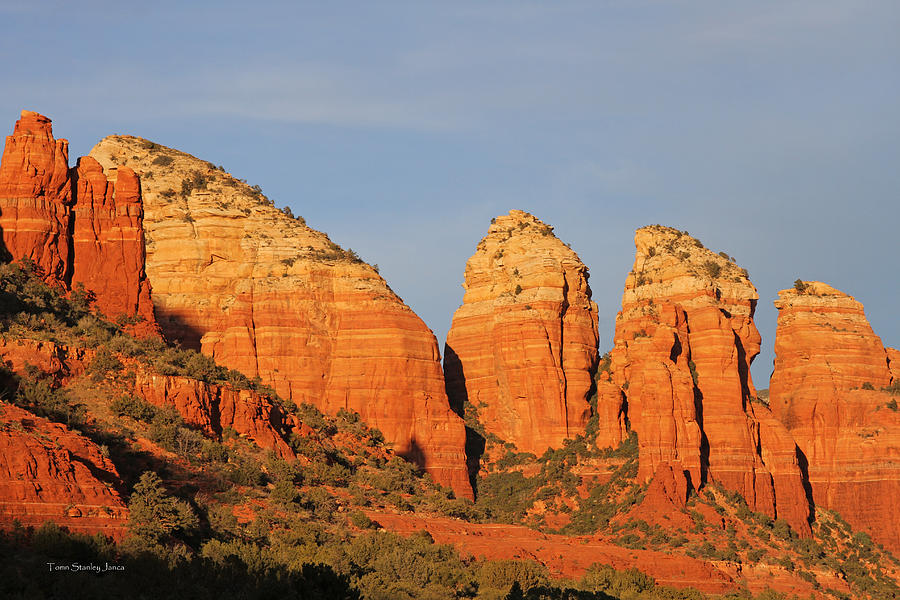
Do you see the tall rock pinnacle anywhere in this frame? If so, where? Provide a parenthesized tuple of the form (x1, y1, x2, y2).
(444, 210, 599, 455)
(601, 225, 811, 534)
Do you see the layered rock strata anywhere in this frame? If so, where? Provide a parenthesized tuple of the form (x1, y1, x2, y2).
(0, 110, 71, 277)
(134, 373, 298, 460)
(444, 210, 598, 455)
(601, 226, 811, 534)
(0, 401, 128, 536)
(770, 282, 900, 551)
(0, 338, 295, 465)
(0, 111, 156, 332)
(70, 157, 156, 330)
(89, 136, 471, 499)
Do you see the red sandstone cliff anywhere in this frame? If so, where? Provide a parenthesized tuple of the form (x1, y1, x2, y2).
(70, 157, 156, 330)
(444, 210, 598, 455)
(770, 281, 900, 551)
(0, 111, 157, 332)
(601, 226, 811, 534)
(133, 372, 298, 460)
(0, 110, 72, 278)
(0, 401, 128, 537)
(89, 136, 471, 499)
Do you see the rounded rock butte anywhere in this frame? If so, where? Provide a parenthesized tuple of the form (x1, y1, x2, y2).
(444, 210, 599, 456)
(88, 133, 472, 499)
(770, 281, 900, 551)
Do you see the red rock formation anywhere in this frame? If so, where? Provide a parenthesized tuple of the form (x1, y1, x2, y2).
(89, 136, 471, 499)
(0, 401, 128, 537)
(770, 282, 900, 551)
(594, 371, 627, 450)
(0, 110, 72, 278)
(603, 226, 811, 534)
(0, 111, 157, 334)
(888, 347, 900, 382)
(625, 461, 694, 531)
(444, 210, 598, 455)
(71, 158, 156, 332)
(133, 372, 297, 459)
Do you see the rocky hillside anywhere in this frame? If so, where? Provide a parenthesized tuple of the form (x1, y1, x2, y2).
(88, 134, 471, 499)
(444, 210, 598, 455)
(770, 281, 900, 552)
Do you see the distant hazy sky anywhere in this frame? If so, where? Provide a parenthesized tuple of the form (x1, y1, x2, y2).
(2, 1, 898, 386)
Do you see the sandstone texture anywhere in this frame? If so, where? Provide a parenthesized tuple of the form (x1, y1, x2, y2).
(888, 347, 900, 382)
(89, 136, 471, 499)
(0, 111, 156, 333)
(0, 110, 71, 278)
(134, 372, 297, 459)
(602, 226, 810, 534)
(70, 157, 156, 331)
(770, 282, 900, 551)
(0, 335, 295, 470)
(0, 401, 128, 537)
(624, 461, 694, 531)
(444, 210, 598, 455)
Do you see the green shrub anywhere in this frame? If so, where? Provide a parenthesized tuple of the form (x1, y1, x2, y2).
(110, 395, 157, 422)
(702, 260, 721, 278)
(476, 559, 548, 597)
(127, 471, 198, 542)
(348, 510, 374, 529)
(270, 478, 299, 504)
(13, 368, 85, 427)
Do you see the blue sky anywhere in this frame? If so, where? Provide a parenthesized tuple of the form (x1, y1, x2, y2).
(2, 1, 898, 387)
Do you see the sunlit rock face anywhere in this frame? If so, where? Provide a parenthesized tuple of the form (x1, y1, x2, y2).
(444, 210, 598, 456)
(0, 401, 128, 538)
(770, 281, 900, 551)
(0, 111, 157, 334)
(601, 226, 811, 535)
(90, 135, 471, 499)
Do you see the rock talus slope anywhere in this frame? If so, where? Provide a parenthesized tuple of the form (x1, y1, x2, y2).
(770, 282, 900, 551)
(444, 210, 598, 455)
(601, 226, 810, 534)
(89, 136, 471, 499)
(0, 111, 156, 332)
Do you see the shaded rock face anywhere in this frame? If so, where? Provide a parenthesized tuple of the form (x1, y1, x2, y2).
(0, 111, 156, 333)
(444, 210, 598, 455)
(770, 282, 900, 551)
(601, 226, 811, 534)
(0, 401, 128, 537)
(89, 136, 471, 499)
